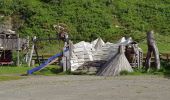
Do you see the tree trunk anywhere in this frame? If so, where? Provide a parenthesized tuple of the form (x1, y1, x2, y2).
(145, 30, 160, 70)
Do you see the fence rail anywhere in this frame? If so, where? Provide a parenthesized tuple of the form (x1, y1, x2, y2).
(143, 53, 170, 62)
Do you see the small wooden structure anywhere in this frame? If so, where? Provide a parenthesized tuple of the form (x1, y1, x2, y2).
(63, 37, 143, 74)
(125, 41, 143, 68)
(0, 31, 27, 65)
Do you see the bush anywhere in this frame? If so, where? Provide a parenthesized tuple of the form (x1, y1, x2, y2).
(120, 70, 129, 75)
(0, 0, 169, 52)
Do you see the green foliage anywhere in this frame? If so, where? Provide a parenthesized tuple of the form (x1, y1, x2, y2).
(0, 0, 169, 51)
(161, 60, 170, 77)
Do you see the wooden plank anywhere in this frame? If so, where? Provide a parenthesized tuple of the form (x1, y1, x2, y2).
(0, 38, 26, 50)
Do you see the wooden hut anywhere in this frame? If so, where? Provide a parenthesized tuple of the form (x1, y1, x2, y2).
(0, 16, 28, 65)
(64, 37, 143, 75)
(0, 30, 27, 65)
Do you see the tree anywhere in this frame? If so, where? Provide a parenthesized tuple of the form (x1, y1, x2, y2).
(145, 30, 160, 70)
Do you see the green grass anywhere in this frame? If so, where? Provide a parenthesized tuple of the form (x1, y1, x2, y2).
(0, 66, 31, 75)
(0, 63, 65, 76)
(0, 65, 64, 77)
(139, 33, 170, 53)
(120, 62, 170, 77)
(0, 76, 22, 81)
(33, 65, 64, 75)
(0, 65, 64, 76)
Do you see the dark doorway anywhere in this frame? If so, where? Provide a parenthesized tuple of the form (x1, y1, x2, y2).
(0, 50, 13, 65)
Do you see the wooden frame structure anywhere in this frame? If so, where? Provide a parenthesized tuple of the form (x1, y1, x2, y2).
(0, 32, 27, 66)
(63, 37, 143, 73)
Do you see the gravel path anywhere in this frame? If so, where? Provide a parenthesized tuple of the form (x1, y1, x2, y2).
(0, 75, 170, 100)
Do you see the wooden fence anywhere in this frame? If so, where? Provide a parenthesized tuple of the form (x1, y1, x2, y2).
(143, 53, 170, 62)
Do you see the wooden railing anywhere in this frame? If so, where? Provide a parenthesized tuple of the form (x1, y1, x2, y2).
(143, 53, 170, 62)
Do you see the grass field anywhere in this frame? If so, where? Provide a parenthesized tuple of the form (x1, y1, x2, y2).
(0, 76, 22, 82)
(33, 65, 63, 75)
(0, 66, 31, 75)
(0, 65, 62, 81)
(0, 65, 63, 76)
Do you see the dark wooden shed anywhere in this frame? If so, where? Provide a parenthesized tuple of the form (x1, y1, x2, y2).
(0, 32, 27, 65)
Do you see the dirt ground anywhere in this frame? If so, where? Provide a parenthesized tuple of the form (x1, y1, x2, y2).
(0, 75, 170, 100)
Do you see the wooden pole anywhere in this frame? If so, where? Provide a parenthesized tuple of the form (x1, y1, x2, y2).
(139, 51, 143, 68)
(62, 57, 67, 72)
(28, 36, 36, 67)
(17, 34, 20, 67)
(145, 30, 160, 70)
(25, 36, 30, 63)
(34, 41, 40, 65)
(67, 40, 73, 71)
(63, 42, 67, 72)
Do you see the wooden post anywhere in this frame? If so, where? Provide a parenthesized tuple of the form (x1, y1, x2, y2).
(132, 44, 139, 68)
(28, 36, 36, 67)
(166, 54, 169, 62)
(17, 34, 20, 67)
(62, 56, 67, 72)
(25, 36, 30, 63)
(139, 51, 143, 68)
(31, 60, 35, 67)
(34, 41, 40, 65)
(62, 41, 71, 72)
(66, 40, 73, 71)
(145, 30, 160, 70)
(63, 44, 66, 72)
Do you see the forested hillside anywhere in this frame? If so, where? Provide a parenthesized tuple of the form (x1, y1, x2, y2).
(0, 0, 170, 52)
